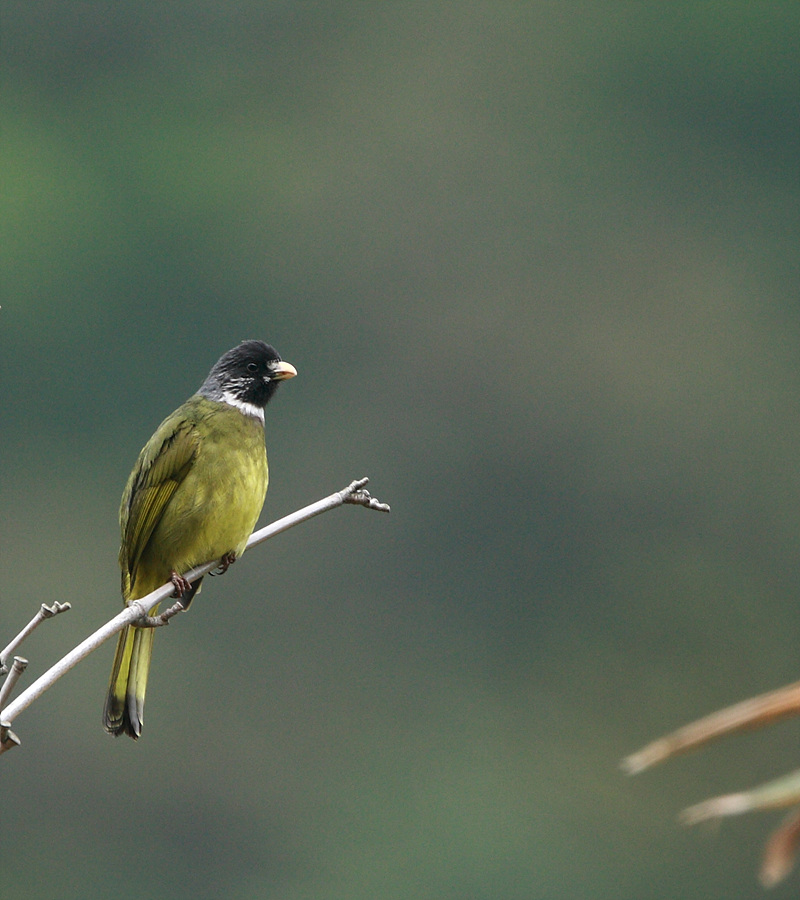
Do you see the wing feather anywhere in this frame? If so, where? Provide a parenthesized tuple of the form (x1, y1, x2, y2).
(119, 409, 200, 599)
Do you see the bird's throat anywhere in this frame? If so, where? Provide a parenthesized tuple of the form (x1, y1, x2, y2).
(220, 391, 265, 424)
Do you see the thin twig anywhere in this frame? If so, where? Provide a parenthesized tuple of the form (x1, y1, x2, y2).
(622, 677, 800, 775)
(139, 599, 187, 628)
(247, 476, 390, 552)
(0, 602, 71, 674)
(133, 478, 390, 627)
(0, 478, 389, 744)
(0, 657, 28, 711)
(341, 479, 391, 513)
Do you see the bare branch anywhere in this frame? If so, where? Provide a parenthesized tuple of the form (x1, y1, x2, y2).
(133, 477, 390, 626)
(246, 476, 390, 553)
(0, 657, 29, 712)
(0, 597, 167, 733)
(0, 478, 389, 743)
(0, 602, 71, 674)
(681, 768, 800, 827)
(341, 477, 391, 512)
(622, 677, 800, 775)
(138, 598, 187, 628)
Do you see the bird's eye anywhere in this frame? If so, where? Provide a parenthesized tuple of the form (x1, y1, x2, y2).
(247, 362, 258, 373)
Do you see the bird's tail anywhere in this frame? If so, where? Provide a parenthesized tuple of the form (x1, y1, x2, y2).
(102, 613, 157, 739)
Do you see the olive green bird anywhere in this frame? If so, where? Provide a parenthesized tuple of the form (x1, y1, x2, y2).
(103, 340, 296, 739)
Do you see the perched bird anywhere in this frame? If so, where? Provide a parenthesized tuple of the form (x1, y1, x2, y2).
(103, 340, 296, 738)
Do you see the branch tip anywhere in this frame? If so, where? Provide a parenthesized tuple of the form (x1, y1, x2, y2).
(620, 742, 667, 776)
(760, 808, 800, 888)
(137, 599, 186, 628)
(1, 600, 73, 671)
(0, 719, 21, 755)
(340, 479, 391, 512)
(0, 656, 30, 711)
(349, 491, 390, 512)
(680, 792, 751, 826)
(41, 601, 72, 619)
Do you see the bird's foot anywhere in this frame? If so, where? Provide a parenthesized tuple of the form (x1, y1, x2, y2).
(170, 571, 192, 598)
(210, 551, 237, 576)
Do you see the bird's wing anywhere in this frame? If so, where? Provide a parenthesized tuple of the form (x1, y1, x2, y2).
(119, 408, 201, 597)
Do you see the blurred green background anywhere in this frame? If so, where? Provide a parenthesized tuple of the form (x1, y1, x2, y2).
(3, 3, 800, 898)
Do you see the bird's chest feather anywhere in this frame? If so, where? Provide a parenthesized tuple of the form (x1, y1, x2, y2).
(149, 410, 268, 571)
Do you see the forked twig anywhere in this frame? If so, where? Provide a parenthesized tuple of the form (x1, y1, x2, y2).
(0, 602, 71, 675)
(0, 657, 29, 711)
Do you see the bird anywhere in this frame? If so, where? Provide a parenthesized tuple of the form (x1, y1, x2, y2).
(103, 340, 296, 738)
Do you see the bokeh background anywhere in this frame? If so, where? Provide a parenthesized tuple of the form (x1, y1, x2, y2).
(3, 4, 800, 898)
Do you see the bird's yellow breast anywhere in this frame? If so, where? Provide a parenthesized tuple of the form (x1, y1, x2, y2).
(128, 401, 268, 598)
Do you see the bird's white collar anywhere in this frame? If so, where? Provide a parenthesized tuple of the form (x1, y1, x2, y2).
(220, 391, 265, 424)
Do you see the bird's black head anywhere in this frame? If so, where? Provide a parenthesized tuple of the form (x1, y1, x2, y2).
(199, 340, 297, 415)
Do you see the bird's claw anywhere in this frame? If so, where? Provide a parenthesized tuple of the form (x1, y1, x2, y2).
(210, 551, 237, 577)
(170, 572, 192, 597)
